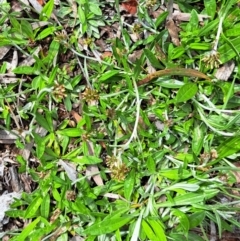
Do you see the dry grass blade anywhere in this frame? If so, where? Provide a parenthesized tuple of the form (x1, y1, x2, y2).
(137, 68, 211, 86)
(166, 19, 180, 46)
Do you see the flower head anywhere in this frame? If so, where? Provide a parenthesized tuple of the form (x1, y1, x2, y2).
(202, 50, 222, 69)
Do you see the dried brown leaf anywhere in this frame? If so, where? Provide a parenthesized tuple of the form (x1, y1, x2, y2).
(101, 51, 113, 59)
(172, 11, 210, 22)
(70, 110, 82, 123)
(215, 61, 235, 81)
(85, 140, 103, 186)
(58, 160, 77, 182)
(0, 47, 11, 60)
(120, 0, 138, 15)
(166, 19, 180, 46)
(128, 49, 143, 63)
(137, 68, 211, 86)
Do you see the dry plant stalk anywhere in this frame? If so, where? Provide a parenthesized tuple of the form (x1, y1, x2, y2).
(137, 68, 211, 86)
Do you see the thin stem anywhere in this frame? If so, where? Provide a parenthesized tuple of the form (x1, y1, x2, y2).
(110, 78, 142, 150)
(213, 16, 224, 52)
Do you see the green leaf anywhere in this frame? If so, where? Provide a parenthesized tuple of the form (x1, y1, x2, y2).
(13, 66, 36, 75)
(159, 168, 191, 180)
(219, 0, 238, 18)
(122, 29, 131, 50)
(124, 169, 136, 201)
(0, 35, 27, 46)
(36, 26, 57, 40)
(56, 128, 82, 137)
(72, 197, 91, 215)
(213, 210, 222, 237)
(16, 155, 27, 173)
(216, 136, 240, 160)
(203, 189, 219, 200)
(176, 83, 198, 103)
(189, 42, 211, 50)
(10, 16, 20, 31)
(45, 147, 59, 158)
(40, 194, 50, 218)
(189, 211, 206, 228)
(146, 156, 156, 173)
(24, 196, 42, 218)
(5, 209, 25, 218)
(158, 79, 184, 88)
(131, 210, 143, 241)
(72, 156, 102, 164)
(169, 46, 185, 60)
(144, 49, 163, 69)
(186, 9, 199, 32)
(141, 220, 159, 241)
(169, 232, 205, 241)
(169, 233, 185, 241)
(40, 0, 54, 20)
(155, 11, 168, 28)
(164, 183, 200, 192)
(52, 187, 61, 202)
(225, 25, 240, 37)
(61, 148, 82, 159)
(20, 20, 34, 39)
(156, 192, 205, 208)
(84, 215, 134, 235)
(48, 66, 58, 84)
(192, 122, 206, 155)
(219, 36, 240, 63)
(99, 70, 120, 81)
(204, 0, 216, 18)
(174, 153, 195, 163)
(43, 40, 60, 65)
(36, 113, 52, 132)
(218, 82, 234, 104)
(45, 111, 54, 133)
(89, 3, 102, 15)
(80, 21, 88, 34)
(24, 219, 59, 241)
(199, 19, 219, 36)
(78, 6, 86, 24)
(172, 209, 190, 235)
(146, 218, 166, 241)
(188, 232, 206, 241)
(225, 113, 240, 129)
(115, 229, 123, 241)
(16, 217, 41, 241)
(32, 132, 46, 159)
(60, 135, 70, 155)
(53, 140, 61, 156)
(32, 76, 44, 89)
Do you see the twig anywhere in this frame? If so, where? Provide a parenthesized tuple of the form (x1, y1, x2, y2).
(137, 68, 211, 86)
(213, 16, 224, 52)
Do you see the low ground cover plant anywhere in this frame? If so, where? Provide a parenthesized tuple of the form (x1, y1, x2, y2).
(0, 0, 240, 240)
